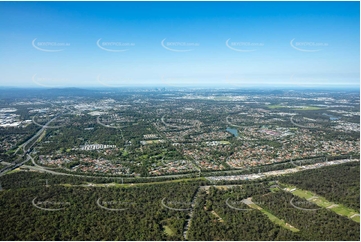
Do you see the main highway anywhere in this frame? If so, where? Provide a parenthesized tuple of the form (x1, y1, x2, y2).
(0, 115, 60, 176)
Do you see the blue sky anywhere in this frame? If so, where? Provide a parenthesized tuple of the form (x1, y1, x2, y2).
(0, 1, 359, 88)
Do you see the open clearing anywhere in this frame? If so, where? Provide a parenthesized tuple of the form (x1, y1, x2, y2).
(282, 183, 360, 223)
(246, 198, 300, 232)
(163, 225, 174, 236)
(267, 104, 322, 110)
(293, 106, 323, 110)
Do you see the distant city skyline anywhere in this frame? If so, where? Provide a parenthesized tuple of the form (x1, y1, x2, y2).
(0, 1, 359, 88)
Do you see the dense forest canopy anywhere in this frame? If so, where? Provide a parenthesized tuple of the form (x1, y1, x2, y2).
(0, 161, 359, 240)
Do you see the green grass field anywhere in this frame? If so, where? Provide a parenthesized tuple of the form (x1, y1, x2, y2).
(293, 106, 323, 110)
(282, 183, 360, 223)
(6, 168, 21, 174)
(247, 200, 300, 232)
(163, 225, 175, 236)
(267, 104, 285, 109)
(267, 104, 322, 110)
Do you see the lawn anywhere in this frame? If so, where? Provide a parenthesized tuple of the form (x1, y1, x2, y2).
(6, 168, 21, 174)
(281, 183, 360, 223)
(267, 105, 322, 110)
(247, 200, 300, 232)
(267, 104, 285, 109)
(293, 106, 323, 110)
(163, 225, 175, 236)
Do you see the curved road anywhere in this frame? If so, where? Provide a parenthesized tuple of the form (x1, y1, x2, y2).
(96, 116, 123, 129)
(14, 115, 60, 155)
(226, 115, 243, 128)
(32, 115, 65, 129)
(290, 116, 319, 129)
(25, 154, 200, 180)
(1, 115, 60, 175)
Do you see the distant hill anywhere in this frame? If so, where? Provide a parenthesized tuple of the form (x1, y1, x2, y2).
(0, 87, 98, 99)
